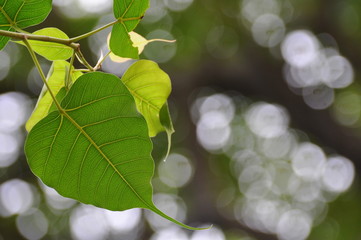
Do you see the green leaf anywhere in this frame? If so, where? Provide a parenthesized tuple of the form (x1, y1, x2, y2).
(26, 60, 82, 132)
(0, 0, 52, 50)
(25, 72, 207, 230)
(121, 60, 172, 137)
(159, 102, 175, 161)
(17, 28, 73, 60)
(110, 0, 150, 58)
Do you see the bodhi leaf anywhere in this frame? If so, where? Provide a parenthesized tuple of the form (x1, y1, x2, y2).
(17, 28, 73, 61)
(0, 0, 52, 50)
(110, 0, 149, 59)
(24, 72, 207, 230)
(26, 60, 82, 132)
(121, 60, 171, 137)
(108, 31, 176, 63)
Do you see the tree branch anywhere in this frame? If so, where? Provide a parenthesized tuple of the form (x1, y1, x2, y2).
(0, 29, 79, 49)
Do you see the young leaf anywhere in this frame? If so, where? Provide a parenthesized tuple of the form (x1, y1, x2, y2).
(25, 72, 206, 230)
(159, 102, 175, 161)
(121, 60, 172, 137)
(0, 0, 52, 50)
(26, 61, 82, 132)
(109, 31, 176, 63)
(17, 28, 73, 61)
(110, 0, 150, 58)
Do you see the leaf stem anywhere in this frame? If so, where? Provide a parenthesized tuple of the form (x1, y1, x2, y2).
(75, 69, 92, 72)
(69, 20, 119, 42)
(94, 51, 111, 70)
(68, 16, 142, 42)
(75, 49, 94, 71)
(23, 38, 63, 113)
(65, 50, 76, 90)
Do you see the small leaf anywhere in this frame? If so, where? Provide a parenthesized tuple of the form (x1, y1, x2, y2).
(121, 60, 171, 137)
(0, 0, 52, 50)
(25, 71, 207, 230)
(159, 102, 175, 161)
(109, 31, 176, 63)
(26, 61, 82, 132)
(17, 28, 73, 61)
(110, 0, 150, 58)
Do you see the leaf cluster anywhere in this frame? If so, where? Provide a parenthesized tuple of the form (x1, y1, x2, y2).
(0, 0, 208, 231)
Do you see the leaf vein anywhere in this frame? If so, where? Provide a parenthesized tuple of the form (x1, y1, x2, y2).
(77, 143, 92, 199)
(57, 132, 82, 187)
(65, 94, 128, 112)
(81, 115, 140, 129)
(43, 115, 63, 178)
(98, 136, 148, 148)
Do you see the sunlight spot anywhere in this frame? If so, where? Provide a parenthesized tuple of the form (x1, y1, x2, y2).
(158, 153, 193, 188)
(251, 14, 285, 48)
(302, 85, 334, 110)
(238, 165, 265, 184)
(190, 225, 225, 240)
(164, 0, 193, 12)
(104, 208, 142, 233)
(16, 209, 48, 240)
(293, 182, 321, 203)
(259, 132, 295, 159)
(143, 0, 168, 23)
(281, 30, 319, 68)
(151, 227, 189, 240)
(277, 209, 312, 240)
(0, 179, 34, 217)
(245, 103, 289, 138)
(0, 92, 30, 132)
(242, 0, 280, 25)
(77, 0, 111, 14)
(322, 55, 354, 88)
(70, 205, 109, 240)
(198, 94, 235, 123)
(197, 111, 231, 151)
(292, 143, 326, 181)
(0, 133, 20, 168)
(322, 156, 355, 193)
(244, 178, 272, 200)
(288, 58, 324, 87)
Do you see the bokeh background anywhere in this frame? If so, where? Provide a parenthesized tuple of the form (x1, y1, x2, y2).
(1, 0, 361, 239)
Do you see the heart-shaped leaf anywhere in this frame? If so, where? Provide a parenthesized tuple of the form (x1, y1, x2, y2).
(17, 28, 73, 61)
(26, 60, 82, 132)
(110, 0, 149, 58)
(0, 0, 52, 50)
(121, 60, 171, 137)
(25, 71, 205, 230)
